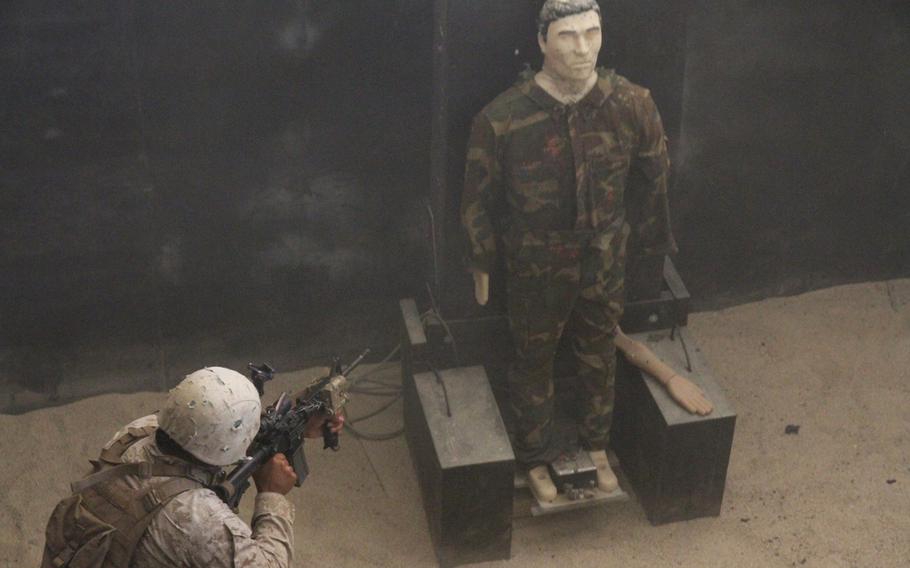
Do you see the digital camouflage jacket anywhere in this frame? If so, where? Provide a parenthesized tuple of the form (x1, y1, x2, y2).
(461, 67, 677, 273)
(115, 416, 295, 568)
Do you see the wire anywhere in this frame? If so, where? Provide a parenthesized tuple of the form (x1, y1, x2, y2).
(425, 200, 441, 298)
(344, 392, 404, 442)
(344, 424, 404, 442)
(424, 361, 452, 418)
(340, 306, 459, 441)
(666, 272, 694, 373)
(423, 282, 462, 366)
(347, 345, 401, 385)
(343, 342, 406, 441)
(671, 324, 694, 373)
(348, 393, 402, 423)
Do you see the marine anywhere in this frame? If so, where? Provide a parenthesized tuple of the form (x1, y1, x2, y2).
(42, 366, 343, 567)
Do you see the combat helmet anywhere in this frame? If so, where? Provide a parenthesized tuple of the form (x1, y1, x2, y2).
(158, 367, 261, 466)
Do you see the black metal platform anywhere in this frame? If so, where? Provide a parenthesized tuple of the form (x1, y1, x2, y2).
(399, 256, 737, 565)
(402, 362, 515, 567)
(612, 327, 737, 525)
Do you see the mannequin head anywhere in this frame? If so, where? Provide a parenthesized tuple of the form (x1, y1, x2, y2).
(537, 0, 603, 84)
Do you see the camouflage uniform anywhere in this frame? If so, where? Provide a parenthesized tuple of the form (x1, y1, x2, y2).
(110, 415, 295, 568)
(461, 68, 676, 466)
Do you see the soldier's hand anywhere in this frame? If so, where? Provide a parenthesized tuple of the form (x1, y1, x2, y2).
(253, 453, 298, 495)
(303, 411, 345, 439)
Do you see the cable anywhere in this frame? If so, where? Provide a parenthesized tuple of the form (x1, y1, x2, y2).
(348, 393, 402, 424)
(666, 272, 694, 373)
(347, 345, 401, 386)
(423, 282, 462, 366)
(340, 306, 460, 441)
(425, 200, 441, 297)
(424, 361, 452, 418)
(671, 324, 694, 373)
(342, 342, 406, 441)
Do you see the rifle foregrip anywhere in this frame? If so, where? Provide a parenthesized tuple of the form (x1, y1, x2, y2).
(290, 446, 309, 487)
(322, 422, 339, 451)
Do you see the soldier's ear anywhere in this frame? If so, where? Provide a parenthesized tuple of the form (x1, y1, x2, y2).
(538, 32, 547, 54)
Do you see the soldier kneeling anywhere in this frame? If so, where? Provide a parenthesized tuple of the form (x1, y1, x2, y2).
(43, 366, 342, 568)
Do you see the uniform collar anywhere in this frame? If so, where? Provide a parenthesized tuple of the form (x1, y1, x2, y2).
(520, 67, 615, 111)
(152, 439, 223, 481)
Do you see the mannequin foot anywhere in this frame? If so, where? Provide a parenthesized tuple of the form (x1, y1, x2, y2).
(527, 464, 557, 503)
(588, 450, 618, 493)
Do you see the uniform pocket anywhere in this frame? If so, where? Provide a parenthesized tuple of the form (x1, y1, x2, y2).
(509, 162, 562, 213)
(589, 153, 629, 221)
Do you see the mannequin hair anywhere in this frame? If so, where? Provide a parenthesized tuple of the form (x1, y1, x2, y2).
(537, 0, 602, 39)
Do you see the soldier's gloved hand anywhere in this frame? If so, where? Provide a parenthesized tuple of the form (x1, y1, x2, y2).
(253, 453, 298, 495)
(302, 411, 345, 439)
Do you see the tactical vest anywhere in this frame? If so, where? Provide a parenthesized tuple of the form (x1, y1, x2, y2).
(42, 424, 220, 568)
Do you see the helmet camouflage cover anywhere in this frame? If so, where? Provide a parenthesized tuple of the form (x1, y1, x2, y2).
(158, 367, 261, 466)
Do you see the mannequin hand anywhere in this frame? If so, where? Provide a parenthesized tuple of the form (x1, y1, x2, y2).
(666, 374, 713, 416)
(472, 270, 490, 306)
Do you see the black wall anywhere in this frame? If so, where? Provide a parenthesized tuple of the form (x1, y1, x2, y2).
(675, 0, 910, 304)
(1, 1, 434, 408)
(1, 0, 908, 410)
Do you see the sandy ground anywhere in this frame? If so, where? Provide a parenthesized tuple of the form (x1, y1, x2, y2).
(2, 280, 909, 568)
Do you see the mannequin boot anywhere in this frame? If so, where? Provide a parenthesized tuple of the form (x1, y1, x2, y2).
(588, 450, 618, 493)
(527, 464, 558, 502)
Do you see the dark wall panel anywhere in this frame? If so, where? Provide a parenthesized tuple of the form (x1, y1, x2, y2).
(0, 1, 161, 398)
(675, 0, 910, 304)
(1, 1, 434, 410)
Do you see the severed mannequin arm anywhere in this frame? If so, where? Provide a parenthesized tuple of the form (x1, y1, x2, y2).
(614, 326, 713, 416)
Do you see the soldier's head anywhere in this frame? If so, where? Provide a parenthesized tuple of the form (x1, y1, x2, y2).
(158, 367, 261, 466)
(537, 0, 603, 82)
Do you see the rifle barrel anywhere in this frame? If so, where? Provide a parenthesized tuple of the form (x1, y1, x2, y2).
(341, 348, 371, 376)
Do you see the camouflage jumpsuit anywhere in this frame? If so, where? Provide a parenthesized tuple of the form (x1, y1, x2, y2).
(461, 68, 676, 466)
(109, 415, 295, 567)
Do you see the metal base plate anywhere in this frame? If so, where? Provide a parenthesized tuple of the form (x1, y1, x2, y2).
(548, 450, 598, 495)
(513, 451, 630, 517)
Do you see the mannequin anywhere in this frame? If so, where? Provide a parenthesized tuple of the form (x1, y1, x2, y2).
(461, 0, 684, 503)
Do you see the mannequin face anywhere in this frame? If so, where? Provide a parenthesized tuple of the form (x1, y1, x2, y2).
(538, 10, 602, 82)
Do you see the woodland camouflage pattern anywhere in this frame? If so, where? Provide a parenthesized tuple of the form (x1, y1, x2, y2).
(462, 68, 676, 465)
(111, 416, 295, 568)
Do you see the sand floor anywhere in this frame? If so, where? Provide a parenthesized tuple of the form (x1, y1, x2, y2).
(2, 279, 909, 568)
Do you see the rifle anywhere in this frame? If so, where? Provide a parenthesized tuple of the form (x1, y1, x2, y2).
(212, 349, 370, 509)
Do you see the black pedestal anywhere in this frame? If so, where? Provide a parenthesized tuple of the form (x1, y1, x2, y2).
(399, 255, 736, 537)
(612, 327, 737, 525)
(400, 307, 515, 567)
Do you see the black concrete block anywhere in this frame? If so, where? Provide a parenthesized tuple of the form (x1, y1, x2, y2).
(400, 338, 515, 567)
(612, 327, 737, 525)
